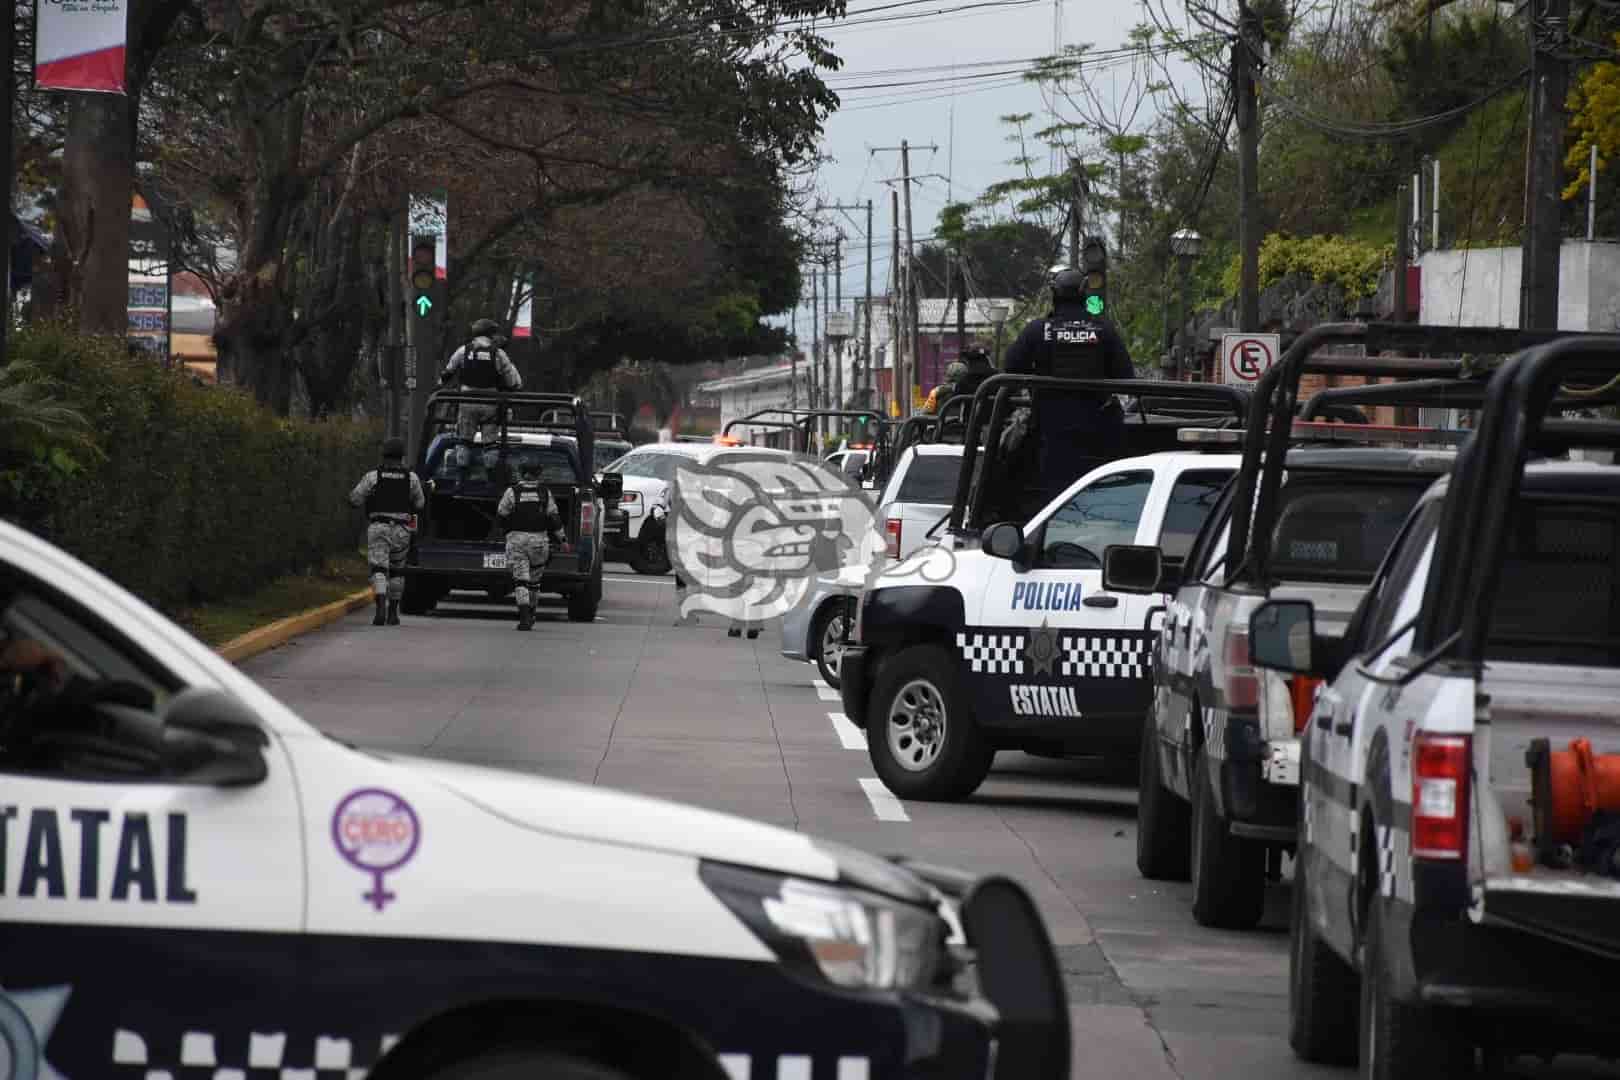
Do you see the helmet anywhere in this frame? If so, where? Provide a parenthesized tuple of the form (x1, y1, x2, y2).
(944, 360, 968, 384)
(381, 436, 406, 461)
(470, 318, 500, 338)
(1051, 268, 1086, 303)
(960, 346, 992, 367)
(518, 458, 542, 479)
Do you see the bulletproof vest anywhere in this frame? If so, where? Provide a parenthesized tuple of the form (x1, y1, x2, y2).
(461, 342, 500, 388)
(367, 466, 412, 515)
(1041, 319, 1108, 381)
(507, 482, 554, 532)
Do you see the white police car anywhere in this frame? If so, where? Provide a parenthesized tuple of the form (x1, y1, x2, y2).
(0, 520, 1067, 1080)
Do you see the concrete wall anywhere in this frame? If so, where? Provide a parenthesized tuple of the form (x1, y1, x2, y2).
(1418, 240, 1620, 330)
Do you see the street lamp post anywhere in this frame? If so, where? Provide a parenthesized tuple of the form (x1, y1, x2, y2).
(1169, 229, 1203, 380)
(986, 302, 1010, 366)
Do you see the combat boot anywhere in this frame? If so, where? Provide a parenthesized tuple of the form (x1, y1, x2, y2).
(517, 604, 534, 631)
(386, 600, 401, 626)
(373, 598, 387, 626)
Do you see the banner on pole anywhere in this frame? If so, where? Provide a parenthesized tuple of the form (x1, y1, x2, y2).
(511, 275, 533, 339)
(407, 193, 447, 280)
(36, 0, 129, 94)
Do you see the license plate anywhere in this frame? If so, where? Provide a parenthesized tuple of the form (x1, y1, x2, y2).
(483, 553, 507, 569)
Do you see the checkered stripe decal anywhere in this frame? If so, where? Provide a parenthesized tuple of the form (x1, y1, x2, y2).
(112, 1030, 399, 1080)
(1059, 634, 1149, 679)
(720, 1054, 870, 1080)
(957, 632, 1025, 674)
(1375, 824, 1411, 900)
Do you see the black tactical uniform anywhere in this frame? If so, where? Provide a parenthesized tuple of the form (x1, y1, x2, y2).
(348, 438, 426, 626)
(1003, 269, 1133, 495)
(497, 463, 567, 631)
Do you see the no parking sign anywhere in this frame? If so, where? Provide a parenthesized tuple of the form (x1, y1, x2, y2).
(1220, 333, 1279, 385)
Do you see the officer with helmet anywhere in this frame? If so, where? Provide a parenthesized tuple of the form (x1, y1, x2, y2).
(497, 458, 568, 632)
(441, 318, 524, 438)
(348, 437, 427, 626)
(1003, 262, 1134, 493)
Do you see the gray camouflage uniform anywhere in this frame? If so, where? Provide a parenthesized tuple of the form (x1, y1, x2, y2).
(497, 484, 567, 609)
(442, 336, 523, 438)
(349, 469, 427, 601)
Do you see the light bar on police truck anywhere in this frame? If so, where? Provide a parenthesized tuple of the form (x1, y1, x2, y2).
(1177, 427, 1244, 445)
(1290, 421, 1468, 446)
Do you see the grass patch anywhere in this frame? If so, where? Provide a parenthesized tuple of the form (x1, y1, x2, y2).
(175, 551, 371, 647)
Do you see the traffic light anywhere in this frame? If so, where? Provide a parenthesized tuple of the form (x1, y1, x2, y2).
(1081, 236, 1107, 317)
(410, 235, 437, 319)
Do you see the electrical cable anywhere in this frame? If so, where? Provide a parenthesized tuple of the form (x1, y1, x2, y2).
(1259, 67, 1530, 140)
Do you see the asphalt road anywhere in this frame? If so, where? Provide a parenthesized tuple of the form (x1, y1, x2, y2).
(243, 570, 1618, 1079)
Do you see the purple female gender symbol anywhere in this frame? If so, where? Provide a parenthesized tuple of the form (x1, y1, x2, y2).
(332, 788, 421, 911)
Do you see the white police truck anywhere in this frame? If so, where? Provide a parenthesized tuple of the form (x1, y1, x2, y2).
(0, 518, 1069, 1080)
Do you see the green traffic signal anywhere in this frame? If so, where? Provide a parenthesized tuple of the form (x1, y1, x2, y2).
(415, 295, 433, 317)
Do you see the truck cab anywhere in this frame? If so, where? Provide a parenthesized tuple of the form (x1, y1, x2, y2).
(837, 375, 1250, 801)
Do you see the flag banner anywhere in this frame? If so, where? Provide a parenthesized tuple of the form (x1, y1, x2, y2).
(407, 193, 447, 279)
(36, 0, 129, 94)
(511, 276, 533, 339)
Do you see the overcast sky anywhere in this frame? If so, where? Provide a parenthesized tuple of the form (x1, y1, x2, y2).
(781, 0, 1206, 346)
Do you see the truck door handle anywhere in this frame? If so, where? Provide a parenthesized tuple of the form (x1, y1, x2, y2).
(1084, 594, 1118, 608)
(1333, 719, 1355, 736)
(1316, 712, 1332, 731)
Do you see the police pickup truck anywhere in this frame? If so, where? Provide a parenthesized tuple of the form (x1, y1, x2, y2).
(1249, 333, 1620, 1074)
(402, 392, 619, 620)
(838, 376, 1249, 801)
(0, 517, 1070, 1080)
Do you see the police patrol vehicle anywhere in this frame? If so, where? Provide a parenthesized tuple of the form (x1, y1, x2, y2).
(838, 375, 1250, 800)
(1250, 334, 1620, 1076)
(0, 517, 1070, 1080)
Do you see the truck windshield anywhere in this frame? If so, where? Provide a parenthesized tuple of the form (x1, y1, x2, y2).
(1268, 476, 1427, 583)
(428, 442, 576, 487)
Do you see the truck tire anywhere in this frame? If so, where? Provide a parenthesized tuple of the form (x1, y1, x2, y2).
(426, 1048, 635, 1080)
(568, 569, 603, 622)
(627, 534, 671, 576)
(1290, 848, 1357, 1064)
(1359, 901, 1473, 1080)
(1190, 755, 1266, 929)
(1136, 715, 1191, 881)
(811, 597, 855, 690)
(400, 575, 440, 616)
(867, 644, 994, 801)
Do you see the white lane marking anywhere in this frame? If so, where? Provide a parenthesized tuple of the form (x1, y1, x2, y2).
(828, 712, 865, 750)
(603, 575, 677, 585)
(859, 778, 910, 821)
(814, 685, 840, 702)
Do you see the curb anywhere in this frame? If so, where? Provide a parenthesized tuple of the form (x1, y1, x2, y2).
(217, 589, 375, 664)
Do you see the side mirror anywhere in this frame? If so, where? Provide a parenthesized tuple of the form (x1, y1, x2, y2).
(982, 521, 1025, 561)
(161, 688, 269, 787)
(1103, 545, 1169, 595)
(1249, 600, 1317, 675)
(598, 472, 624, 500)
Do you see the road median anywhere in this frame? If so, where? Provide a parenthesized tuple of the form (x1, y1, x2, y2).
(216, 589, 375, 663)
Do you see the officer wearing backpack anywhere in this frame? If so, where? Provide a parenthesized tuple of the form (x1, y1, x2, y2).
(441, 318, 523, 438)
(497, 459, 568, 631)
(348, 437, 426, 626)
(1003, 267, 1134, 494)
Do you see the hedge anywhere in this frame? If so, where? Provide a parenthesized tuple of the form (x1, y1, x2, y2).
(1, 325, 381, 613)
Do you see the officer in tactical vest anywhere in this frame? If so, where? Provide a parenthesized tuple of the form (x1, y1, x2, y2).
(349, 437, 426, 626)
(1003, 267, 1134, 493)
(496, 459, 568, 631)
(441, 318, 524, 439)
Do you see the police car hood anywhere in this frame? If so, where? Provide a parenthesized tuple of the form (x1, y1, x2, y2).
(377, 752, 931, 903)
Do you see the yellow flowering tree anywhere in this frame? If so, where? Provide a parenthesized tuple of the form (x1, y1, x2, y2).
(1565, 35, 1620, 201)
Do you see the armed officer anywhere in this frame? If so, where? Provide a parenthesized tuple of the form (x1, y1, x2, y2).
(441, 318, 524, 438)
(497, 459, 568, 632)
(349, 437, 426, 627)
(1003, 267, 1134, 493)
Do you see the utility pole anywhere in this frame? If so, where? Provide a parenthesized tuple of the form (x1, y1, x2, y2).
(864, 201, 873, 405)
(0, 4, 12, 364)
(1069, 160, 1084, 267)
(834, 234, 844, 436)
(810, 261, 819, 429)
(1394, 182, 1411, 324)
(1522, 0, 1571, 330)
(1234, 2, 1262, 332)
(892, 191, 902, 416)
(384, 215, 404, 437)
(901, 141, 919, 413)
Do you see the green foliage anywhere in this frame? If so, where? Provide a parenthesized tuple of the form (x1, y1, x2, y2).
(1220, 234, 1392, 300)
(1, 324, 380, 613)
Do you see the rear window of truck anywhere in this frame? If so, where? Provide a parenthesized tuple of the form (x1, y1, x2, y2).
(1268, 476, 1428, 582)
(897, 454, 963, 504)
(1488, 498, 1620, 665)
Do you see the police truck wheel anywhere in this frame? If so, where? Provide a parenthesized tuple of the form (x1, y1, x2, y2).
(628, 535, 671, 575)
(1190, 755, 1265, 930)
(568, 571, 603, 622)
(1136, 714, 1191, 881)
(1359, 901, 1473, 1080)
(811, 598, 855, 690)
(1289, 846, 1358, 1065)
(867, 644, 993, 801)
(426, 1048, 635, 1080)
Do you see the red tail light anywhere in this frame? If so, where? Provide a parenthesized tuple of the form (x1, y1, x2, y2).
(621, 492, 640, 506)
(1223, 626, 1258, 710)
(1290, 676, 1322, 734)
(1413, 733, 1470, 860)
(580, 501, 595, 539)
(885, 517, 902, 560)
